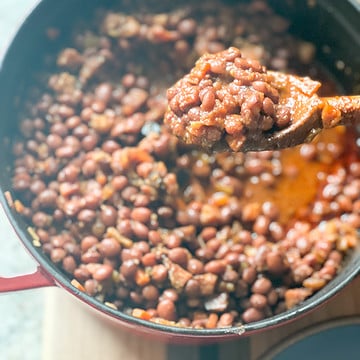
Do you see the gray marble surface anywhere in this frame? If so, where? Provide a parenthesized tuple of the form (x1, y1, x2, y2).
(0, 1, 44, 359)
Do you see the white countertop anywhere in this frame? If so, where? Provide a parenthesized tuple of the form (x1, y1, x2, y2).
(0, 1, 44, 359)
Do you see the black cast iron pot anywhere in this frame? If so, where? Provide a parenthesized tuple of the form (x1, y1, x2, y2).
(0, 0, 359, 343)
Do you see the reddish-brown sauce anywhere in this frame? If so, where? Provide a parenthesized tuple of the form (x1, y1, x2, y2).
(246, 128, 346, 224)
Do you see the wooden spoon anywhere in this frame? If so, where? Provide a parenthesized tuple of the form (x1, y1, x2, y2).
(241, 71, 360, 152)
(164, 47, 359, 152)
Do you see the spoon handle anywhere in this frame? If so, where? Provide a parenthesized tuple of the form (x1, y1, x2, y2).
(321, 95, 360, 128)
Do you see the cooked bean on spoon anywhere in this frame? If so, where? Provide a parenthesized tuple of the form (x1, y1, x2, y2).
(164, 47, 360, 152)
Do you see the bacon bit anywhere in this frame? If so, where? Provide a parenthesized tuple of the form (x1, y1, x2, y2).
(303, 277, 326, 291)
(209, 191, 229, 207)
(204, 292, 229, 312)
(285, 287, 312, 309)
(106, 226, 133, 248)
(105, 302, 118, 310)
(4, 191, 14, 208)
(96, 171, 107, 186)
(110, 147, 153, 173)
(102, 184, 114, 200)
(168, 262, 192, 290)
(14, 200, 25, 213)
(90, 114, 115, 133)
(132, 308, 152, 320)
(27, 227, 41, 247)
(135, 268, 151, 286)
(193, 273, 218, 296)
(206, 313, 219, 329)
(148, 25, 179, 43)
(321, 100, 342, 128)
(71, 279, 86, 292)
(92, 150, 112, 163)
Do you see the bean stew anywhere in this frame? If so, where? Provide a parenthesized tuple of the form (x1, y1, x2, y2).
(8, 0, 360, 329)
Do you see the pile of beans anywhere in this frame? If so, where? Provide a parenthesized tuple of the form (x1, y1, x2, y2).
(165, 47, 292, 152)
(10, 0, 360, 328)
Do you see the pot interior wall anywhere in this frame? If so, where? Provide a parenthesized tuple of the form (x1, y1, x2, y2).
(0, 0, 359, 336)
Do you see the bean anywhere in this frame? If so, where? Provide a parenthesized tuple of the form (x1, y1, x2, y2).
(38, 189, 57, 208)
(50, 248, 66, 263)
(77, 209, 97, 223)
(91, 100, 106, 113)
(141, 252, 157, 267)
(129, 291, 143, 305)
(217, 313, 234, 327)
(84, 279, 99, 296)
(133, 241, 150, 255)
(160, 289, 179, 303)
(142, 285, 159, 301)
(157, 299, 176, 321)
(102, 140, 120, 153)
(293, 264, 314, 283)
(249, 294, 268, 309)
(224, 252, 240, 267)
(32, 212, 52, 228)
(74, 266, 91, 282)
(131, 221, 149, 240)
(73, 124, 89, 138)
(251, 277, 272, 295)
(184, 279, 201, 297)
(111, 176, 128, 191)
(164, 233, 182, 249)
(262, 201, 279, 220)
(62, 256, 77, 274)
(242, 267, 257, 284)
(242, 202, 261, 222)
(242, 307, 264, 323)
(121, 248, 142, 262)
(187, 258, 205, 274)
(81, 250, 102, 264)
(200, 227, 217, 242)
(222, 268, 238, 283)
(100, 205, 117, 226)
(131, 207, 152, 223)
(267, 289, 279, 306)
(266, 251, 286, 275)
(206, 238, 222, 252)
(204, 260, 226, 274)
(93, 264, 113, 281)
(98, 238, 121, 257)
(168, 247, 189, 266)
(262, 97, 275, 116)
(200, 88, 216, 112)
(177, 18, 197, 36)
(120, 260, 138, 279)
(82, 133, 99, 151)
(148, 230, 162, 246)
(253, 215, 270, 235)
(151, 264, 168, 283)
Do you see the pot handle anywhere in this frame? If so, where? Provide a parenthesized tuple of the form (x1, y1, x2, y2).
(0, 266, 55, 292)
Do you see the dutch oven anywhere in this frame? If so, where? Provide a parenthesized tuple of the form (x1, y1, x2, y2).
(0, 0, 359, 343)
